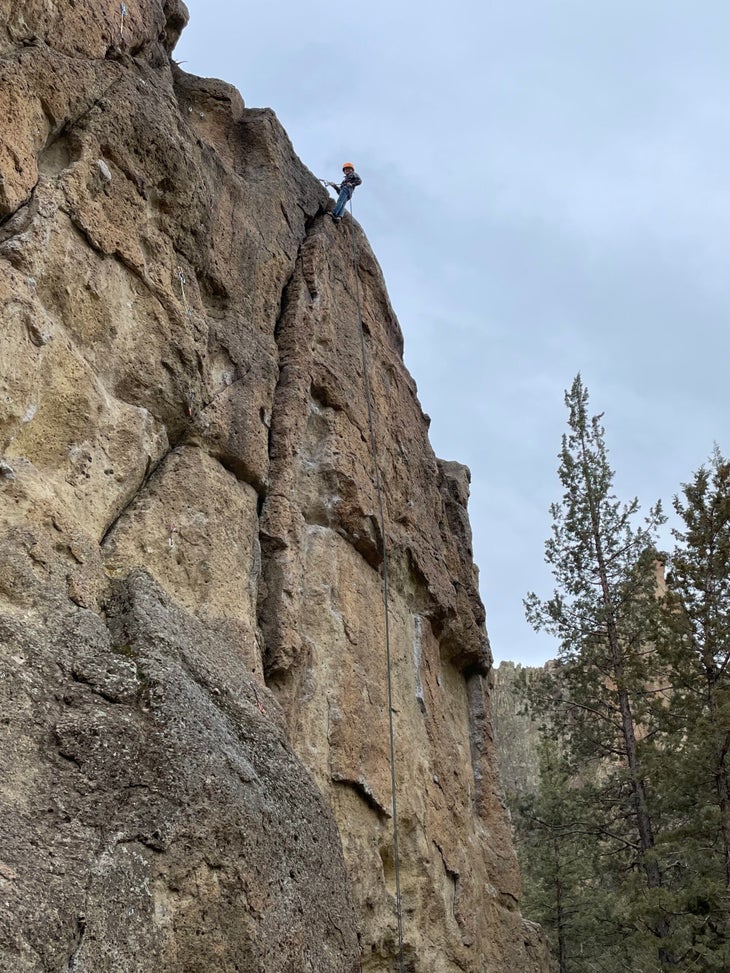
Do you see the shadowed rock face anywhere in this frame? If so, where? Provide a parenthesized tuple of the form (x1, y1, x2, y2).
(0, 2, 553, 970)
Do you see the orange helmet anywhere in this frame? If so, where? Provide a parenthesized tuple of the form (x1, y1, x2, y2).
(342, 162, 355, 171)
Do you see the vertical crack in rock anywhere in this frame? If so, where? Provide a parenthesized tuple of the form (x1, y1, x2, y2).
(256, 211, 327, 683)
(434, 840, 462, 923)
(465, 669, 489, 814)
(66, 913, 87, 971)
(412, 613, 427, 716)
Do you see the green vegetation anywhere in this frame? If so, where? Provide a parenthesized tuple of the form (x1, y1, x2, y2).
(515, 376, 730, 973)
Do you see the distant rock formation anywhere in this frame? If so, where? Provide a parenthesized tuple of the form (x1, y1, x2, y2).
(0, 2, 553, 970)
(492, 662, 551, 798)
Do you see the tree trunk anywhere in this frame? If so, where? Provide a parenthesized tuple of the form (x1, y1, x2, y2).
(554, 837, 568, 973)
(579, 439, 673, 965)
(708, 675, 730, 889)
(716, 740, 730, 890)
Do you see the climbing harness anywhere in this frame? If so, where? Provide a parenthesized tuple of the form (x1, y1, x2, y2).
(346, 199, 406, 973)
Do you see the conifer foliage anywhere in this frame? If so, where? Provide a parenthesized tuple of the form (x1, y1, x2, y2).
(515, 376, 729, 972)
(654, 450, 730, 967)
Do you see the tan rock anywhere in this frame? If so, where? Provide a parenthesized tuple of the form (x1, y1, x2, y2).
(0, 1, 554, 970)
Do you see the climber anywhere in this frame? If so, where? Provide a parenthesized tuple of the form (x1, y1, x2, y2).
(326, 163, 362, 222)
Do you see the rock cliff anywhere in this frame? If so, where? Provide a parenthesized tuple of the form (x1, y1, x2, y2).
(492, 663, 548, 798)
(0, 2, 553, 970)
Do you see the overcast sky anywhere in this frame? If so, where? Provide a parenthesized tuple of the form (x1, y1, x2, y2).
(176, 1, 730, 666)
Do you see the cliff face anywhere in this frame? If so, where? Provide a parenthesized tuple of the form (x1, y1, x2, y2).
(0, 3, 552, 971)
(492, 663, 548, 797)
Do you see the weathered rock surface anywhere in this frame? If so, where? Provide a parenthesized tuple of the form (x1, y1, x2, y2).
(0, 1, 553, 970)
(492, 662, 550, 798)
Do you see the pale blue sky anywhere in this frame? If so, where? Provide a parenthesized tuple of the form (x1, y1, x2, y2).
(176, 1, 730, 665)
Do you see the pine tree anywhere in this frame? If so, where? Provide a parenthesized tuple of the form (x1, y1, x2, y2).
(514, 737, 603, 973)
(524, 375, 672, 968)
(652, 449, 730, 967)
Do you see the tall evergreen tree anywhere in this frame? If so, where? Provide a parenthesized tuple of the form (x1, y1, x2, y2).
(669, 449, 730, 888)
(652, 449, 730, 967)
(524, 375, 672, 967)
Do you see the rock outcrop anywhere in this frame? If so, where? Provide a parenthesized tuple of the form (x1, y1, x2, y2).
(0, 2, 553, 970)
(492, 662, 549, 798)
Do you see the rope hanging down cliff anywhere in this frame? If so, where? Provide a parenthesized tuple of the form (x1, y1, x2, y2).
(346, 198, 406, 973)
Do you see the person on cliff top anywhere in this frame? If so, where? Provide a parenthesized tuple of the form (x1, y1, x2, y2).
(326, 163, 362, 222)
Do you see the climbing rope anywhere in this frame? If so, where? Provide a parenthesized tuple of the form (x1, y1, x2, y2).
(346, 199, 405, 973)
